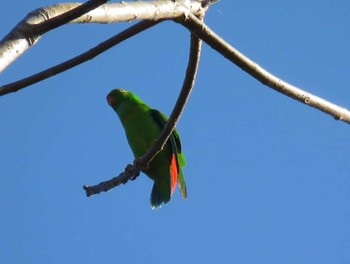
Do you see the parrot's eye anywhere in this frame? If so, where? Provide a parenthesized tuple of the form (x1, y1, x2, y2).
(119, 89, 126, 93)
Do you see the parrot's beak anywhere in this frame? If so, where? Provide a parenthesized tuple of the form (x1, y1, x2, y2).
(106, 94, 114, 106)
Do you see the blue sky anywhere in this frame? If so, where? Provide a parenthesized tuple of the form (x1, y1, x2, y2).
(1, 1, 350, 263)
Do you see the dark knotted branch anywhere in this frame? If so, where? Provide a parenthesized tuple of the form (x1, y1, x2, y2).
(83, 32, 202, 197)
(83, 164, 141, 196)
(176, 13, 350, 124)
(0, 20, 162, 96)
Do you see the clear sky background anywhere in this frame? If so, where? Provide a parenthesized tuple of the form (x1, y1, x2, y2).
(1, 1, 350, 263)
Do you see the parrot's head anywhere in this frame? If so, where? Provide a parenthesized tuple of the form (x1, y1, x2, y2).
(107, 89, 145, 117)
(106, 88, 130, 108)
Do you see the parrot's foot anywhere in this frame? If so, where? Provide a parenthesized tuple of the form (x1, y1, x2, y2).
(125, 164, 140, 181)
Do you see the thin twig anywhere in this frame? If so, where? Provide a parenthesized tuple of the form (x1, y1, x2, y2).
(83, 33, 202, 197)
(176, 13, 350, 125)
(0, 20, 162, 96)
(83, 164, 140, 197)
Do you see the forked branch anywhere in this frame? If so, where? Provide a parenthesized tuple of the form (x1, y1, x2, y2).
(1, 0, 348, 197)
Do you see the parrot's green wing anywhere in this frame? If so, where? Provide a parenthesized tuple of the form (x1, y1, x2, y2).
(150, 109, 187, 199)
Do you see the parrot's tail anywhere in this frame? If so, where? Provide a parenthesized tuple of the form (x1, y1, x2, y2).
(150, 183, 169, 210)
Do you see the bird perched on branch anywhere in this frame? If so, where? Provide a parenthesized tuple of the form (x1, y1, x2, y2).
(107, 89, 187, 209)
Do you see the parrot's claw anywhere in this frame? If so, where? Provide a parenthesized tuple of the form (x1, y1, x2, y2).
(125, 164, 139, 181)
(130, 174, 139, 181)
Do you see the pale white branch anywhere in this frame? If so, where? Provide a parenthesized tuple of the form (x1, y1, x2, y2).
(0, 0, 206, 73)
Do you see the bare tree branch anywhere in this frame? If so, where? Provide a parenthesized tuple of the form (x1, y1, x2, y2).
(0, 0, 108, 73)
(0, 20, 162, 96)
(0, 0, 206, 73)
(2, 0, 348, 198)
(83, 33, 202, 197)
(176, 13, 350, 124)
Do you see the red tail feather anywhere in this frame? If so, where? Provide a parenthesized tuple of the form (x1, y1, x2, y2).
(170, 154, 178, 194)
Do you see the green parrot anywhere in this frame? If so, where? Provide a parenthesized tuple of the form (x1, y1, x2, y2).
(106, 89, 187, 209)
